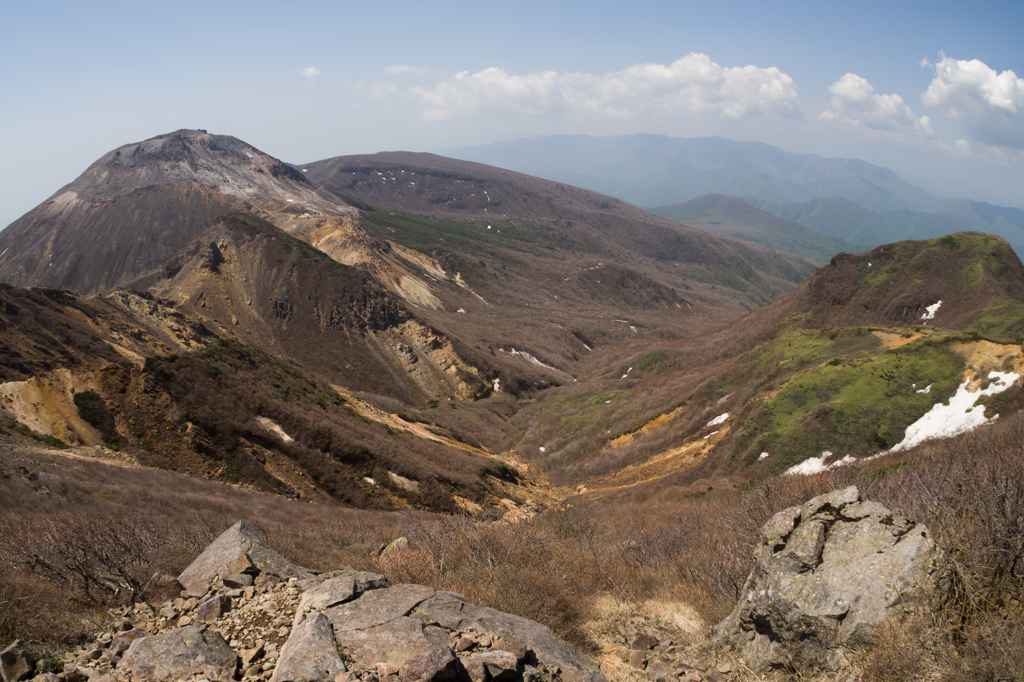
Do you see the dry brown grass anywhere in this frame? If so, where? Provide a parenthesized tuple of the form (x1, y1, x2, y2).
(2, 410, 1022, 679)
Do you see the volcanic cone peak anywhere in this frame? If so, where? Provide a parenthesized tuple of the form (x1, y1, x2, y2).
(68, 129, 351, 211)
(0, 130, 356, 294)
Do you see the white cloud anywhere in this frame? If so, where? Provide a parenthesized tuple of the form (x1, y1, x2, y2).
(299, 66, 321, 78)
(922, 54, 1024, 150)
(410, 53, 801, 122)
(821, 73, 933, 138)
(386, 64, 426, 76)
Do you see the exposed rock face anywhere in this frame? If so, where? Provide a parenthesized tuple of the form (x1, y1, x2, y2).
(713, 486, 939, 671)
(117, 626, 238, 681)
(177, 520, 315, 592)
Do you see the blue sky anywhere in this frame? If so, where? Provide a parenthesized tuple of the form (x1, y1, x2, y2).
(2, 0, 1023, 228)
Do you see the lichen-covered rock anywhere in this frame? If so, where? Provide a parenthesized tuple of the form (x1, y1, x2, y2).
(118, 626, 238, 682)
(270, 612, 346, 682)
(712, 486, 939, 672)
(178, 520, 315, 591)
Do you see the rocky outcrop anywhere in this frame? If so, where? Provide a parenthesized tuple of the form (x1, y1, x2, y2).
(712, 486, 939, 672)
(177, 520, 315, 593)
(12, 520, 605, 682)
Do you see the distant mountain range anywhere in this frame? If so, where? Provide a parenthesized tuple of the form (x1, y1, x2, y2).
(445, 134, 1024, 258)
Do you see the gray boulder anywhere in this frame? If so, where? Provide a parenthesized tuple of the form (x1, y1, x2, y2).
(712, 486, 939, 671)
(117, 626, 238, 682)
(0, 640, 36, 682)
(270, 612, 346, 682)
(178, 520, 314, 591)
(195, 595, 232, 624)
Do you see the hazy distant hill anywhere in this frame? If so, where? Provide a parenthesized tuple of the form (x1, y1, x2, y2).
(444, 133, 943, 212)
(651, 194, 870, 262)
(446, 133, 1024, 259)
(768, 196, 1024, 257)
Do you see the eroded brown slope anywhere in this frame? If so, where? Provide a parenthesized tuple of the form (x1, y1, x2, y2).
(149, 213, 494, 403)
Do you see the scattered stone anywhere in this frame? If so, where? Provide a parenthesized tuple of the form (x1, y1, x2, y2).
(398, 646, 463, 682)
(380, 537, 409, 558)
(471, 650, 519, 681)
(196, 595, 233, 624)
(376, 663, 400, 677)
(631, 633, 658, 651)
(629, 650, 646, 670)
(223, 573, 255, 589)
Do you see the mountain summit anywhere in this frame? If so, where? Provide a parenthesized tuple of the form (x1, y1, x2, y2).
(0, 130, 354, 294)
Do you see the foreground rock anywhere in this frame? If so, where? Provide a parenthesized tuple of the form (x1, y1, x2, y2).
(713, 486, 939, 671)
(118, 626, 237, 681)
(11, 520, 606, 682)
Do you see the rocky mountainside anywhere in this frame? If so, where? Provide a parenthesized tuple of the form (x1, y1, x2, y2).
(514, 233, 1024, 488)
(0, 130, 356, 294)
(149, 212, 491, 403)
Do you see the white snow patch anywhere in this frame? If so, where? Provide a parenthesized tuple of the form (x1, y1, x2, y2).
(256, 416, 293, 443)
(891, 371, 1020, 452)
(759, 452, 769, 460)
(786, 451, 856, 476)
(916, 384, 933, 394)
(922, 301, 942, 320)
(456, 308, 465, 313)
(539, 447, 545, 453)
(605, 400, 611, 404)
(302, 168, 309, 172)
(487, 225, 491, 229)
(500, 347, 556, 371)
(868, 262, 872, 267)
(630, 326, 637, 333)
(706, 412, 729, 427)
(583, 344, 592, 351)
(1, 248, 8, 258)
(286, 199, 294, 203)
(704, 430, 719, 439)
(493, 378, 500, 392)
(621, 374, 628, 379)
